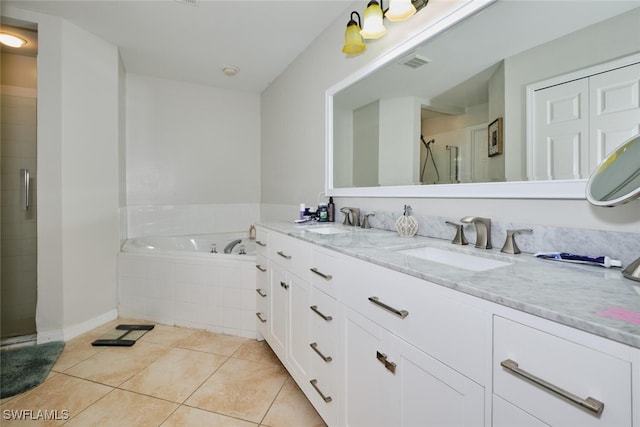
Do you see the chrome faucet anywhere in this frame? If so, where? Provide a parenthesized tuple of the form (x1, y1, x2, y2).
(341, 207, 361, 227)
(223, 239, 242, 254)
(460, 216, 492, 249)
(348, 208, 361, 227)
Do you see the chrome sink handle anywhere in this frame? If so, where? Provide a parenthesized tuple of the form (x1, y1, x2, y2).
(500, 229, 532, 254)
(445, 221, 468, 245)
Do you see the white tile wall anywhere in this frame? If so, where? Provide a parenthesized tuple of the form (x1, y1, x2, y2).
(126, 203, 261, 238)
(117, 252, 257, 339)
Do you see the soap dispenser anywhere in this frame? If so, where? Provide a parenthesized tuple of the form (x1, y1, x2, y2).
(395, 205, 419, 237)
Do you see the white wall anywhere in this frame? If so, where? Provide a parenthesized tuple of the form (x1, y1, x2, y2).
(260, 1, 640, 233)
(60, 19, 120, 331)
(126, 73, 260, 206)
(4, 7, 121, 341)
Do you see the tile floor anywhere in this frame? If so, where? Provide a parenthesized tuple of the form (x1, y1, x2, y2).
(1, 319, 326, 427)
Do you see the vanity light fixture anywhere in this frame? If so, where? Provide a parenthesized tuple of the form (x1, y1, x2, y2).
(0, 33, 27, 48)
(342, 0, 429, 54)
(360, 1, 386, 39)
(342, 11, 366, 55)
(386, 0, 417, 22)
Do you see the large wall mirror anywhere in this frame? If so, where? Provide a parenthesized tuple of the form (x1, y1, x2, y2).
(327, 0, 640, 198)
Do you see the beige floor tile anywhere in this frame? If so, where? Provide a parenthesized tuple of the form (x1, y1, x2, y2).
(185, 357, 288, 423)
(0, 374, 112, 427)
(232, 340, 281, 366)
(64, 389, 178, 427)
(262, 378, 327, 427)
(138, 324, 197, 347)
(162, 406, 257, 427)
(52, 333, 104, 372)
(177, 330, 247, 356)
(64, 341, 170, 386)
(121, 347, 227, 403)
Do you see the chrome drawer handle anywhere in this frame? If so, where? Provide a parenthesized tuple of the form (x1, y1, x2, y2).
(310, 342, 333, 362)
(255, 313, 267, 323)
(280, 281, 289, 290)
(310, 267, 333, 280)
(500, 359, 604, 415)
(309, 379, 332, 403)
(277, 251, 292, 259)
(256, 240, 267, 247)
(310, 305, 333, 322)
(376, 351, 396, 374)
(256, 289, 267, 298)
(255, 264, 267, 272)
(368, 296, 409, 319)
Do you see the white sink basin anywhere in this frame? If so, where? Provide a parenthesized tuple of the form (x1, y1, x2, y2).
(397, 246, 512, 272)
(305, 226, 351, 235)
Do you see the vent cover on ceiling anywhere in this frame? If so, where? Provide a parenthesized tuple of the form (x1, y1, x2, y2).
(399, 53, 431, 69)
(175, 0, 198, 6)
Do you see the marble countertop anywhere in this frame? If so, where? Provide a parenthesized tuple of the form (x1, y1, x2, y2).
(258, 221, 640, 349)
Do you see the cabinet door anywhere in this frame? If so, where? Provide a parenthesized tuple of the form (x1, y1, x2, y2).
(493, 395, 549, 427)
(288, 271, 310, 381)
(389, 333, 485, 427)
(531, 78, 589, 180)
(343, 308, 395, 427)
(269, 262, 287, 361)
(589, 62, 640, 168)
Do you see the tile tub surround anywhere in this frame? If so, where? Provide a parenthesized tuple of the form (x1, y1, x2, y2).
(259, 221, 640, 349)
(125, 203, 261, 238)
(360, 209, 640, 268)
(118, 253, 257, 339)
(0, 319, 325, 427)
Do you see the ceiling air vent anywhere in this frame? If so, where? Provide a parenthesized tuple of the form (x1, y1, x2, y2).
(399, 53, 431, 69)
(175, 0, 198, 6)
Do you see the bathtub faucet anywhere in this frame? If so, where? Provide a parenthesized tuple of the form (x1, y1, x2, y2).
(223, 239, 243, 254)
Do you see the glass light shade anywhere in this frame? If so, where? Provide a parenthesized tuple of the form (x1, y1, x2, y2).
(0, 33, 26, 48)
(342, 23, 366, 55)
(385, 0, 417, 21)
(360, 1, 386, 39)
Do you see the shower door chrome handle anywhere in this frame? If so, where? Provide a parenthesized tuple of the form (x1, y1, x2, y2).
(20, 169, 30, 211)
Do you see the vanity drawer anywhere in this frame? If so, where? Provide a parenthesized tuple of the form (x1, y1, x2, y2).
(493, 316, 631, 427)
(268, 232, 311, 279)
(309, 286, 339, 354)
(310, 247, 345, 298)
(255, 227, 268, 257)
(341, 257, 487, 383)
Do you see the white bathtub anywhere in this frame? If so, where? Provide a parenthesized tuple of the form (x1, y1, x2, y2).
(121, 232, 257, 258)
(117, 232, 258, 339)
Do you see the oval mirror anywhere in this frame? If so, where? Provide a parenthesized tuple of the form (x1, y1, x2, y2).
(586, 134, 640, 207)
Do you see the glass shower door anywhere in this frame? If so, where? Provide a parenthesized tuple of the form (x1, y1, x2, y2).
(1, 90, 38, 342)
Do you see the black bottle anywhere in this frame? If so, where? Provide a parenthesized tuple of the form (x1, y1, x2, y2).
(328, 197, 335, 222)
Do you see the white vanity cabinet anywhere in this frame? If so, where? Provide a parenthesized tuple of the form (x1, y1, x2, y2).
(492, 316, 632, 427)
(341, 254, 487, 427)
(267, 231, 312, 381)
(258, 227, 639, 427)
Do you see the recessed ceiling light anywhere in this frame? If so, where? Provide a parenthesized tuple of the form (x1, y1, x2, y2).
(0, 33, 27, 48)
(222, 66, 239, 77)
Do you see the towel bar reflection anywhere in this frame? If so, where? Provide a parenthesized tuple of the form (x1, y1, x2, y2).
(20, 168, 30, 211)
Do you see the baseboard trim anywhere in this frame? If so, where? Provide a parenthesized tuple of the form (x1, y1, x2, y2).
(37, 309, 119, 343)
